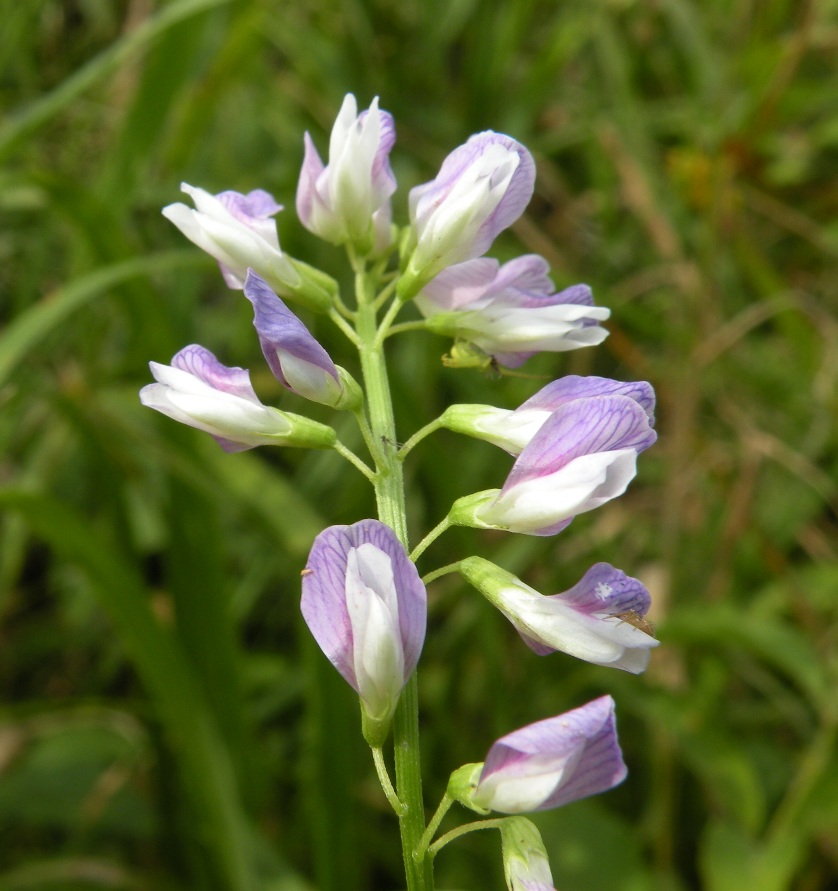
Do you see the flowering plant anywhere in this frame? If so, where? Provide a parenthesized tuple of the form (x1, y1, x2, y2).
(143, 94, 658, 891)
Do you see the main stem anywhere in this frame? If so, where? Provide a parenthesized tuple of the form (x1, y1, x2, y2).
(355, 267, 432, 891)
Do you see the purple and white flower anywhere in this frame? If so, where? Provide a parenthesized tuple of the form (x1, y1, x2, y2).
(398, 132, 536, 300)
(472, 697, 626, 814)
(243, 270, 361, 409)
(449, 392, 657, 536)
(163, 184, 295, 289)
(139, 344, 336, 451)
(499, 818, 557, 891)
(418, 255, 609, 368)
(458, 557, 658, 673)
(297, 94, 397, 253)
(301, 520, 427, 738)
(441, 376, 656, 456)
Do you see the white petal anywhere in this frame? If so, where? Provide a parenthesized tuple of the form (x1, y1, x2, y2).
(486, 449, 638, 533)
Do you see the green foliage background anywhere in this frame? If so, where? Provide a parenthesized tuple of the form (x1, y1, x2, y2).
(2, 0, 837, 889)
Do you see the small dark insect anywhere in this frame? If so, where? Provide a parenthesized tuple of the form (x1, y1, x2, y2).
(615, 610, 656, 637)
(301, 568, 314, 577)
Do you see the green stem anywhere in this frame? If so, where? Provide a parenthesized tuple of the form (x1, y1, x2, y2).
(416, 793, 454, 859)
(421, 562, 462, 586)
(428, 818, 505, 859)
(333, 440, 376, 481)
(329, 307, 360, 344)
(410, 516, 452, 563)
(372, 746, 407, 816)
(398, 418, 446, 461)
(354, 261, 432, 891)
(386, 320, 430, 338)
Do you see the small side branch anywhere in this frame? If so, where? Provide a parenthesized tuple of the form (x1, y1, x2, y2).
(410, 516, 452, 563)
(372, 746, 407, 817)
(333, 440, 376, 481)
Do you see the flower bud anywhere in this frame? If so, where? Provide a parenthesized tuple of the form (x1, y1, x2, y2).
(464, 697, 627, 814)
(297, 94, 397, 254)
(139, 344, 337, 451)
(163, 184, 334, 312)
(398, 132, 535, 300)
(449, 392, 657, 536)
(301, 520, 427, 744)
(499, 818, 557, 891)
(417, 255, 609, 367)
(459, 557, 659, 673)
(244, 270, 362, 410)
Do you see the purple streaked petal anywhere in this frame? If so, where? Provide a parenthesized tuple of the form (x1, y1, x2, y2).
(557, 563, 652, 617)
(419, 259, 501, 312)
(296, 133, 328, 231)
(243, 269, 338, 388)
(409, 132, 535, 265)
(369, 109, 397, 196)
(518, 376, 656, 423)
(506, 283, 594, 310)
(301, 520, 427, 695)
(501, 396, 657, 495)
(478, 696, 626, 812)
(491, 254, 554, 296)
(216, 188, 283, 222)
(170, 344, 259, 403)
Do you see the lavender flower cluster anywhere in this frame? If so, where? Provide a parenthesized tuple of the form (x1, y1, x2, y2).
(141, 94, 658, 891)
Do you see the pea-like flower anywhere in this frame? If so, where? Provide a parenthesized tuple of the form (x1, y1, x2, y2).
(243, 270, 362, 410)
(301, 520, 427, 743)
(398, 132, 535, 300)
(163, 184, 335, 312)
(418, 255, 609, 367)
(163, 184, 294, 288)
(441, 375, 656, 456)
(498, 818, 557, 891)
(449, 392, 657, 536)
(458, 557, 658, 673)
(296, 94, 397, 254)
(448, 696, 626, 814)
(139, 344, 337, 451)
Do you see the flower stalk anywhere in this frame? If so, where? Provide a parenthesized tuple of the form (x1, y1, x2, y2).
(354, 259, 432, 891)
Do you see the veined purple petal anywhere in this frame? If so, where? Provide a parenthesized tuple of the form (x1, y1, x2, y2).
(411, 133, 534, 245)
(171, 344, 260, 403)
(420, 259, 501, 312)
(407, 132, 535, 275)
(501, 396, 657, 495)
(557, 563, 652, 617)
(217, 189, 283, 223)
(297, 95, 397, 248)
(301, 520, 427, 697)
(477, 696, 626, 812)
(518, 376, 656, 423)
(369, 109, 397, 197)
(490, 254, 554, 297)
(296, 133, 328, 230)
(243, 270, 338, 388)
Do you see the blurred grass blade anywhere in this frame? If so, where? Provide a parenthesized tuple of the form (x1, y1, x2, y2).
(0, 488, 256, 891)
(0, 0, 232, 162)
(0, 252, 202, 389)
